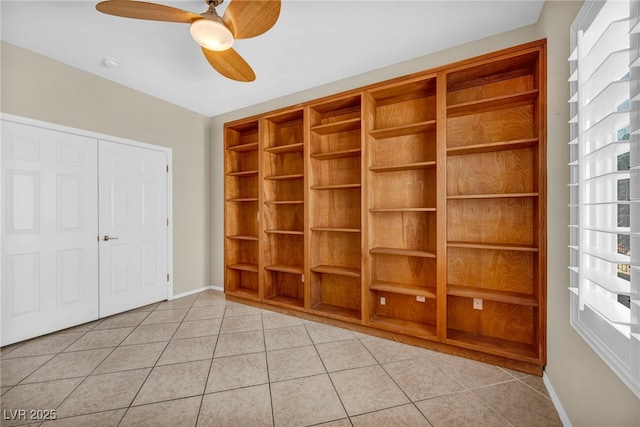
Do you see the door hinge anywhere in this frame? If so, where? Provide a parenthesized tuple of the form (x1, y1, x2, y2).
(166, 165, 169, 173)
(167, 218, 169, 226)
(167, 273, 170, 282)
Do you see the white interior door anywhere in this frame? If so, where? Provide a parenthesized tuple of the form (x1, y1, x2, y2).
(98, 140, 169, 317)
(1, 121, 99, 346)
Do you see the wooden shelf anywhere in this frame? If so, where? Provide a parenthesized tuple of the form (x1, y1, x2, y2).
(264, 174, 304, 181)
(311, 148, 361, 160)
(369, 120, 436, 139)
(447, 138, 538, 156)
(311, 265, 361, 277)
(264, 200, 304, 205)
(369, 207, 436, 212)
(311, 183, 361, 190)
(370, 247, 436, 258)
(226, 235, 259, 241)
(448, 285, 538, 307)
(226, 198, 258, 202)
(369, 315, 436, 338)
(227, 263, 259, 273)
(447, 193, 539, 200)
(447, 90, 539, 117)
(311, 227, 361, 233)
(311, 303, 361, 321)
(447, 242, 539, 252)
(267, 295, 304, 309)
(446, 329, 538, 361)
(370, 161, 436, 173)
(264, 229, 304, 235)
(227, 142, 258, 152)
(369, 76, 436, 102)
(310, 118, 361, 135)
(370, 281, 436, 299)
(264, 143, 304, 154)
(265, 264, 304, 274)
(227, 170, 258, 177)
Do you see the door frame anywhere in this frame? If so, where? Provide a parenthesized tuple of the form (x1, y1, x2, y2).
(0, 113, 174, 313)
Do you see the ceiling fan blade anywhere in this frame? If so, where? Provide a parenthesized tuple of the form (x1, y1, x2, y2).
(202, 47, 256, 82)
(223, 0, 281, 39)
(96, 1, 201, 23)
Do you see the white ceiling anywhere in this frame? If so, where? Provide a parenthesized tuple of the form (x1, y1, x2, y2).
(1, 0, 545, 117)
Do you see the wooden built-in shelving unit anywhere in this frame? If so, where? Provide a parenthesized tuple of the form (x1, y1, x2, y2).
(306, 94, 363, 322)
(443, 47, 545, 363)
(223, 40, 547, 374)
(224, 120, 261, 300)
(260, 108, 306, 309)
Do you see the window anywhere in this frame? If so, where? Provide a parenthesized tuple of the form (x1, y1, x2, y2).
(569, 0, 640, 397)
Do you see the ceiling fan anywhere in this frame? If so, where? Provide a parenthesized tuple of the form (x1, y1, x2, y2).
(95, 0, 281, 82)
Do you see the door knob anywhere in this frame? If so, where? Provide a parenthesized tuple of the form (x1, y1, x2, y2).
(103, 235, 119, 241)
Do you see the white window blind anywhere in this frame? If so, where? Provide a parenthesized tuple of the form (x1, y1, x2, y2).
(569, 0, 640, 398)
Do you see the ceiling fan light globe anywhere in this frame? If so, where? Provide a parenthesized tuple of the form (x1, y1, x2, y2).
(190, 19, 234, 51)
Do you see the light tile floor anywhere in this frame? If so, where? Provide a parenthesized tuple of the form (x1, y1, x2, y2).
(0, 290, 562, 426)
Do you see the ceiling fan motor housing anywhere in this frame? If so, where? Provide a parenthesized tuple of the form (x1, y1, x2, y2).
(191, 4, 234, 51)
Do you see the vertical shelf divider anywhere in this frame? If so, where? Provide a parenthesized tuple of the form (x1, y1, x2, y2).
(436, 71, 448, 341)
(361, 92, 374, 323)
(303, 106, 312, 311)
(257, 118, 266, 302)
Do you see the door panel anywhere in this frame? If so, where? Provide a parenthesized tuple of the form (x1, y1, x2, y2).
(98, 140, 168, 317)
(1, 121, 99, 345)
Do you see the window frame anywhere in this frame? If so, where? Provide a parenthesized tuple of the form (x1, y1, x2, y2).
(568, 0, 640, 398)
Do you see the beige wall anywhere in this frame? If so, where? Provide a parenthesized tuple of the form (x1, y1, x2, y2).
(1, 42, 211, 295)
(210, 1, 639, 425)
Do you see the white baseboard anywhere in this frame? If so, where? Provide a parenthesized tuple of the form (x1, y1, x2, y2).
(543, 372, 572, 427)
(170, 285, 223, 300)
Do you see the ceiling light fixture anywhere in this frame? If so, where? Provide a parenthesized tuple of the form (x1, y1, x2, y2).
(190, 14, 234, 51)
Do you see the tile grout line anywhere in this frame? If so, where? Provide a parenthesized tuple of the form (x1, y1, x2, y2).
(515, 376, 555, 402)
(304, 322, 353, 426)
(45, 308, 157, 422)
(260, 310, 277, 427)
(374, 354, 435, 425)
(467, 385, 517, 427)
(114, 299, 195, 427)
(31, 301, 188, 425)
(194, 297, 227, 427)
